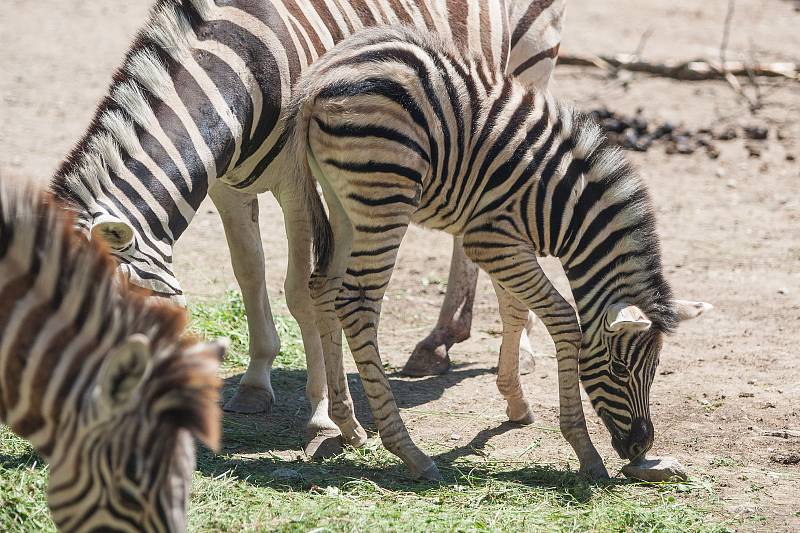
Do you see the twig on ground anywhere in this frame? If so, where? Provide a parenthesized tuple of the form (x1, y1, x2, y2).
(557, 53, 799, 82)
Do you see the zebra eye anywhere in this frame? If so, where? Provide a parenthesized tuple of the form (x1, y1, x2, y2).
(611, 360, 630, 379)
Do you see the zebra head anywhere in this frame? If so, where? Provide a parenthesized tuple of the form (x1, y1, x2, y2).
(47, 334, 225, 532)
(90, 213, 186, 306)
(589, 299, 711, 461)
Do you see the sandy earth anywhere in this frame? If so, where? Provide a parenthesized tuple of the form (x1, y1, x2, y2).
(1, 0, 799, 530)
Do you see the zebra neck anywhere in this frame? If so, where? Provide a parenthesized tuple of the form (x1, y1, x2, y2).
(554, 144, 674, 335)
(51, 0, 261, 244)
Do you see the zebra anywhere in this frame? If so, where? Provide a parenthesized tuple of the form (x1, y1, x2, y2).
(0, 179, 226, 532)
(47, 0, 565, 456)
(285, 26, 712, 479)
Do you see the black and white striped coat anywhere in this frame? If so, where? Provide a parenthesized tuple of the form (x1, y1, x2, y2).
(46, 0, 566, 457)
(286, 26, 711, 478)
(0, 180, 224, 532)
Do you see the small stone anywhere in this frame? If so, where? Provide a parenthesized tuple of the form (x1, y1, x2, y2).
(450, 433, 461, 441)
(778, 288, 788, 295)
(743, 125, 769, 140)
(713, 127, 738, 141)
(715, 167, 726, 178)
(622, 456, 688, 482)
(786, 153, 796, 162)
(738, 392, 754, 398)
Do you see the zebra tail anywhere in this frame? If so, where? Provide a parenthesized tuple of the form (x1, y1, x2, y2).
(306, 177, 333, 274)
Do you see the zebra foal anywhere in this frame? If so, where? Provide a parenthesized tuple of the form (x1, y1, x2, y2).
(0, 180, 225, 532)
(287, 26, 711, 478)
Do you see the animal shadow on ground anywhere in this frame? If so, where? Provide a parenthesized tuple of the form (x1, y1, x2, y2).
(217, 364, 494, 454)
(201, 367, 622, 501)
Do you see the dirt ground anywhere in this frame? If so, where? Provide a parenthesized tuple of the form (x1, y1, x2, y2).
(1, 0, 798, 530)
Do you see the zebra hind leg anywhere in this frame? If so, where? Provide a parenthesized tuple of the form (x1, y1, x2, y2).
(463, 231, 608, 479)
(492, 281, 535, 424)
(277, 183, 343, 458)
(309, 176, 368, 449)
(210, 184, 280, 416)
(309, 161, 438, 479)
(403, 236, 478, 376)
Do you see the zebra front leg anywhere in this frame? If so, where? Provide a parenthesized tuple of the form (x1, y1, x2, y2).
(464, 236, 607, 479)
(210, 183, 280, 415)
(492, 281, 535, 424)
(276, 184, 341, 457)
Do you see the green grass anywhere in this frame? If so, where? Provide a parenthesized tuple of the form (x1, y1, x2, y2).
(1, 291, 733, 532)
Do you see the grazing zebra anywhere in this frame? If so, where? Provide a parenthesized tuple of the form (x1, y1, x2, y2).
(47, 0, 565, 455)
(285, 26, 711, 479)
(0, 180, 225, 532)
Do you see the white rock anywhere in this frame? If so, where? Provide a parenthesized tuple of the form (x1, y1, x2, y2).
(622, 456, 688, 482)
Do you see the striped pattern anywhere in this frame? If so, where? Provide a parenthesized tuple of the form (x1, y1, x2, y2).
(0, 181, 223, 532)
(287, 26, 684, 477)
(45, 0, 565, 457)
(48, 0, 530, 299)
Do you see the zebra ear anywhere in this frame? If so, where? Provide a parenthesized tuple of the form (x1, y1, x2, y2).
(91, 215, 134, 251)
(674, 300, 713, 321)
(606, 303, 652, 333)
(95, 333, 150, 409)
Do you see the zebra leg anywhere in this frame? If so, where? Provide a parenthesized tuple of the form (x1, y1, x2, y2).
(210, 183, 280, 415)
(403, 237, 477, 376)
(404, 237, 538, 376)
(519, 311, 538, 375)
(336, 222, 439, 479)
(308, 160, 438, 479)
(492, 281, 535, 424)
(275, 183, 342, 458)
(309, 181, 367, 449)
(463, 236, 607, 479)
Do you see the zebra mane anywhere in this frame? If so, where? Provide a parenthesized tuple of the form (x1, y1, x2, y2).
(563, 108, 678, 333)
(0, 180, 187, 351)
(49, 0, 216, 212)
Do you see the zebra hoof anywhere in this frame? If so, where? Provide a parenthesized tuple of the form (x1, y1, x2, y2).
(340, 423, 369, 448)
(579, 461, 610, 480)
(402, 340, 451, 376)
(304, 428, 344, 459)
(509, 410, 535, 425)
(413, 462, 442, 482)
(223, 384, 273, 415)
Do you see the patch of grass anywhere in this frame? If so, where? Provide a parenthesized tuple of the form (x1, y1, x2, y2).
(189, 290, 306, 370)
(0, 427, 53, 532)
(189, 442, 730, 533)
(0, 293, 731, 532)
(709, 456, 742, 468)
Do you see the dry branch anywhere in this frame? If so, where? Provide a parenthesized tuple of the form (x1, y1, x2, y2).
(557, 52, 799, 82)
